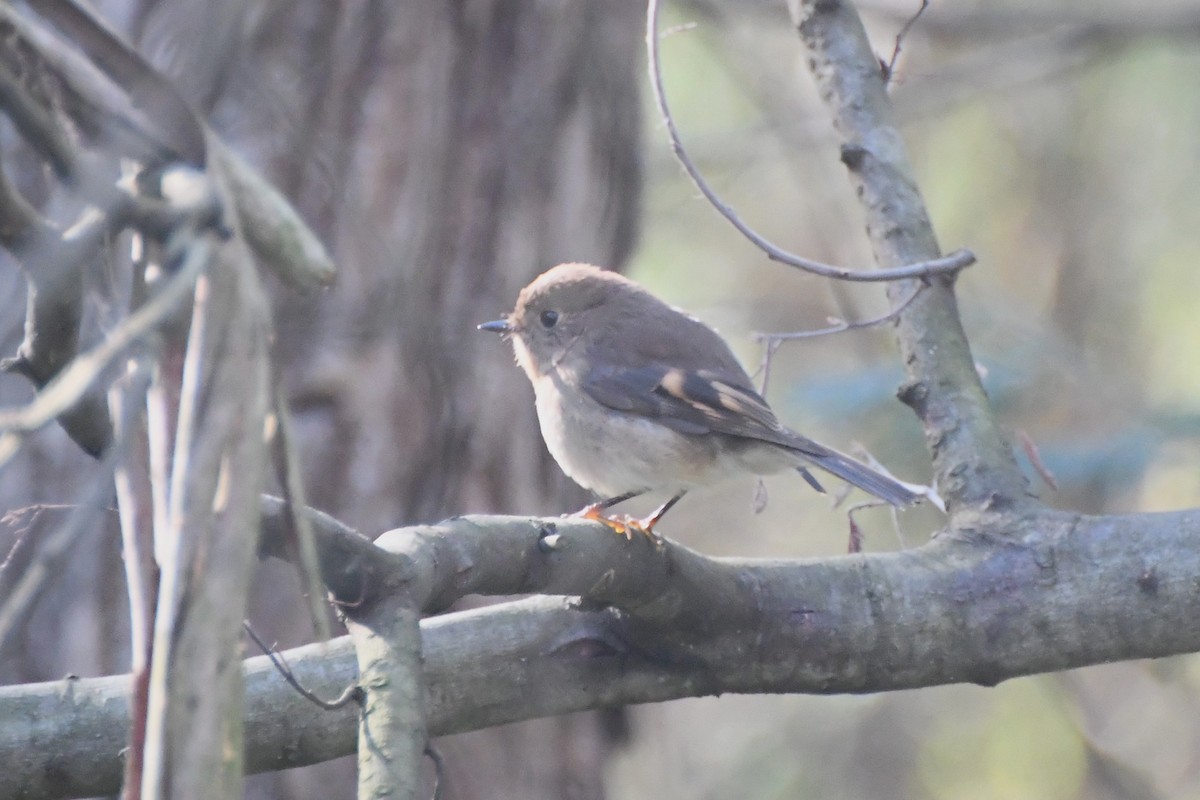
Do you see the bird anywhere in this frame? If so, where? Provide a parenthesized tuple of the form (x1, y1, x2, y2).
(478, 262, 919, 538)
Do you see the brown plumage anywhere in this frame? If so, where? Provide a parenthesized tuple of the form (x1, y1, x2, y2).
(480, 263, 918, 533)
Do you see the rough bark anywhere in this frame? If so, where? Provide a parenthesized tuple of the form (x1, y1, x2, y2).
(786, 0, 1031, 513)
(3, 502, 1199, 800)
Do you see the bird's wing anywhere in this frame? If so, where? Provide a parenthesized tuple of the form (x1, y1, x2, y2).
(582, 363, 919, 506)
(581, 363, 794, 444)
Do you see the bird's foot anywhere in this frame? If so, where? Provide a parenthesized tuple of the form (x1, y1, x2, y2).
(571, 504, 664, 546)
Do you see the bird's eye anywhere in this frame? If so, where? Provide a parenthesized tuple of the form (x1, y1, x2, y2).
(539, 310, 559, 329)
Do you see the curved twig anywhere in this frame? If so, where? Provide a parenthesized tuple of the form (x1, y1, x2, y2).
(757, 280, 926, 344)
(242, 622, 362, 711)
(645, 0, 974, 282)
(752, 281, 926, 395)
(883, 0, 930, 83)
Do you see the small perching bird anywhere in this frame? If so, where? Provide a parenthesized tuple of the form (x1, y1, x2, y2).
(479, 263, 919, 537)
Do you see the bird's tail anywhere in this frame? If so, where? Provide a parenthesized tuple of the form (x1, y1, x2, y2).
(788, 437, 920, 507)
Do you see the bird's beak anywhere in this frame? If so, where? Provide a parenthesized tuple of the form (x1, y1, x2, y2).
(477, 319, 513, 334)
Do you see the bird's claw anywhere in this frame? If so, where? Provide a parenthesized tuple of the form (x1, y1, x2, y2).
(571, 504, 664, 547)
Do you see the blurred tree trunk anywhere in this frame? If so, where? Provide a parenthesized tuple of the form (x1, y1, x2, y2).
(0, 1, 643, 798)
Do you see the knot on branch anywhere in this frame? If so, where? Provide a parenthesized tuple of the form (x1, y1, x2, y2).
(895, 378, 927, 414)
(840, 143, 868, 170)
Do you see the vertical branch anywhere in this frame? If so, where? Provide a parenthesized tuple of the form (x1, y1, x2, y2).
(270, 381, 332, 641)
(108, 357, 157, 800)
(345, 595, 428, 800)
(140, 224, 272, 799)
(786, 0, 1029, 513)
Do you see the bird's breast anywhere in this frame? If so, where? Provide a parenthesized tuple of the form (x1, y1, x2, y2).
(530, 371, 747, 497)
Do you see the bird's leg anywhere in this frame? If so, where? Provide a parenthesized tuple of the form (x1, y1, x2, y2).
(572, 491, 685, 543)
(630, 492, 685, 540)
(571, 490, 645, 538)
(576, 490, 644, 517)
(606, 492, 685, 544)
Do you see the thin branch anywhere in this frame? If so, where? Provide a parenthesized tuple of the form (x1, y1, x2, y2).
(141, 227, 274, 799)
(752, 281, 925, 396)
(766, 280, 926, 340)
(645, 0, 974, 282)
(0, 506, 56, 579)
(752, 338, 782, 397)
(268, 371, 332, 641)
(0, 455, 120, 652)
(242, 621, 362, 711)
(0, 362, 147, 656)
(108, 357, 157, 800)
(108, 358, 156, 665)
(882, 0, 930, 83)
(1016, 428, 1059, 491)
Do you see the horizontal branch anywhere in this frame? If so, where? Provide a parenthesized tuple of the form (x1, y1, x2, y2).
(6, 505, 1200, 799)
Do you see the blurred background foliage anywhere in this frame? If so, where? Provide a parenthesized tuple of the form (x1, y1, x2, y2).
(1, 0, 1199, 798)
(611, 1, 1200, 798)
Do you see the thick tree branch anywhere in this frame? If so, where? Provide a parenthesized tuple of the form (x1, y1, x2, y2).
(4, 504, 1200, 799)
(786, 0, 1031, 513)
(345, 597, 427, 800)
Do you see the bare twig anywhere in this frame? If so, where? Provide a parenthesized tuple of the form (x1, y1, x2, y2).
(142, 226, 274, 799)
(645, 0, 974, 282)
(107, 357, 157, 800)
(0, 457, 120, 651)
(846, 508, 865, 553)
(269, 375, 332, 641)
(0, 505, 58, 578)
(753, 281, 926, 395)
(752, 340, 781, 396)
(109, 359, 156, 664)
(242, 622, 363, 711)
(759, 280, 926, 344)
(1016, 428, 1059, 491)
(882, 0, 930, 83)
(0, 361, 148, 655)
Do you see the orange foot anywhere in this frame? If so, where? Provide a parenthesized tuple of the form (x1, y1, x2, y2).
(572, 504, 663, 545)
